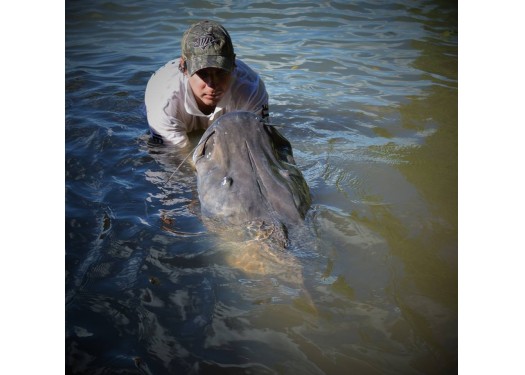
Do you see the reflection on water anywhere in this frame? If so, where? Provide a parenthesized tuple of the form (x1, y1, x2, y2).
(66, 1, 457, 374)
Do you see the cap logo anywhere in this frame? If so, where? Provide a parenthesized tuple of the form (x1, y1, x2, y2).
(193, 27, 219, 50)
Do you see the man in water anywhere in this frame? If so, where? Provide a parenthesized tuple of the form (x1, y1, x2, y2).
(145, 20, 270, 148)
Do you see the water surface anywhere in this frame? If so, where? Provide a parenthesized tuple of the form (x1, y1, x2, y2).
(66, 1, 457, 374)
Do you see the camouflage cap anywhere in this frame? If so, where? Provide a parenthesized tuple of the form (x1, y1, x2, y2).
(181, 20, 236, 76)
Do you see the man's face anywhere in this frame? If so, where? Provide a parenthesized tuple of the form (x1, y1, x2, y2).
(188, 67, 233, 112)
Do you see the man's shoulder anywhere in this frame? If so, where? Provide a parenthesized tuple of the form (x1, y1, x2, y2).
(234, 59, 259, 78)
(227, 59, 268, 111)
(232, 59, 265, 91)
(149, 59, 182, 82)
(145, 59, 185, 103)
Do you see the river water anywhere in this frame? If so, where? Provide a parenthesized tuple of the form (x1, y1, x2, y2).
(65, 1, 457, 374)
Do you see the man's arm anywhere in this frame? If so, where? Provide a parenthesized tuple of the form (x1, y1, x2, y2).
(146, 109, 190, 148)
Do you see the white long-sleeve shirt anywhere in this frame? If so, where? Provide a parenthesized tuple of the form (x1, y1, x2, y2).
(145, 58, 269, 147)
